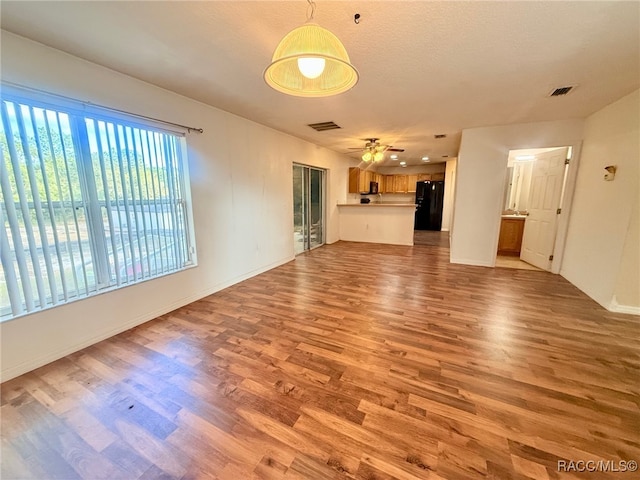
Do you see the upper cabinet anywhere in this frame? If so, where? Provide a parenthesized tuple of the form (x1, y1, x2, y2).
(348, 168, 445, 194)
(348, 167, 375, 193)
(407, 174, 418, 192)
(393, 175, 408, 193)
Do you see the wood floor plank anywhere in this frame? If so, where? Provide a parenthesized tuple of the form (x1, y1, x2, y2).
(2, 239, 639, 479)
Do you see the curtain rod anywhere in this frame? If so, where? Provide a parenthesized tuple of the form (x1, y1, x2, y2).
(2, 81, 204, 134)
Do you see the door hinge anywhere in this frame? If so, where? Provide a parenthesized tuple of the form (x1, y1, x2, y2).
(549, 255, 554, 261)
(556, 208, 562, 214)
(564, 158, 570, 165)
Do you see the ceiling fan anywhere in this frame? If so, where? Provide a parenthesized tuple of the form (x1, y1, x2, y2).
(348, 138, 405, 162)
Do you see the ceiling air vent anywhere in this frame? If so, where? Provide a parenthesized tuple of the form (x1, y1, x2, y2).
(549, 86, 575, 97)
(434, 134, 447, 139)
(308, 121, 341, 131)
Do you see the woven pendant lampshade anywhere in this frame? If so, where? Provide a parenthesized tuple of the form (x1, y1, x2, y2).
(264, 20, 359, 97)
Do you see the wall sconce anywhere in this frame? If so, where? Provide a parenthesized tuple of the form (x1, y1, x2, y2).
(604, 165, 617, 181)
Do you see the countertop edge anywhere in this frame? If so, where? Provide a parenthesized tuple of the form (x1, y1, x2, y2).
(337, 203, 416, 207)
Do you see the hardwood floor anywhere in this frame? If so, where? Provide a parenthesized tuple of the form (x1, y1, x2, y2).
(2, 241, 639, 479)
(413, 231, 450, 247)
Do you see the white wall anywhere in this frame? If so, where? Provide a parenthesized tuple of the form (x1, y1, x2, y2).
(338, 205, 415, 246)
(451, 119, 584, 266)
(561, 90, 639, 313)
(441, 159, 457, 232)
(0, 31, 357, 380)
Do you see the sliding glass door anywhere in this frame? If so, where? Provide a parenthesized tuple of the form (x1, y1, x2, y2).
(293, 164, 325, 254)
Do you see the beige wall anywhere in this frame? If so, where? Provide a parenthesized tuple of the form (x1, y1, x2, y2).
(0, 31, 357, 380)
(562, 89, 639, 313)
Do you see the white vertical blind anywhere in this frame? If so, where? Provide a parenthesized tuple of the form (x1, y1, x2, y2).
(0, 90, 194, 320)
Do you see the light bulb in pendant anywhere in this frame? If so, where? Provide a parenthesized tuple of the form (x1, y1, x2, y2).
(297, 57, 326, 79)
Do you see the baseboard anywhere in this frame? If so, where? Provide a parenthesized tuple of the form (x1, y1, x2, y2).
(608, 298, 640, 316)
(450, 257, 494, 267)
(1, 255, 295, 382)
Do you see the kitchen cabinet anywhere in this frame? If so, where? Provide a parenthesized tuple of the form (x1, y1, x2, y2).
(384, 175, 395, 193)
(393, 175, 408, 193)
(374, 172, 384, 186)
(407, 174, 418, 192)
(497, 217, 525, 255)
(348, 167, 360, 193)
(348, 167, 375, 193)
(349, 168, 445, 194)
(361, 170, 374, 193)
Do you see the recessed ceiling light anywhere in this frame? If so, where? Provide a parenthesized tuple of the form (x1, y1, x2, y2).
(390, 154, 398, 160)
(399, 161, 407, 166)
(421, 156, 429, 161)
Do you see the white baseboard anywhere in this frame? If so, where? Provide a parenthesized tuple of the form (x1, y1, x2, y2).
(608, 298, 640, 316)
(1, 255, 294, 382)
(450, 257, 494, 267)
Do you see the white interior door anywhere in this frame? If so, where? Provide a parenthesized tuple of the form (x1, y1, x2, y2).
(520, 149, 567, 270)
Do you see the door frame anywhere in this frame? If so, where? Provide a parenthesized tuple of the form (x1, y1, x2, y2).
(293, 163, 326, 254)
(495, 142, 582, 274)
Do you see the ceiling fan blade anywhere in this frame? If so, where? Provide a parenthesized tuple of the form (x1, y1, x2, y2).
(387, 148, 405, 152)
(347, 147, 364, 150)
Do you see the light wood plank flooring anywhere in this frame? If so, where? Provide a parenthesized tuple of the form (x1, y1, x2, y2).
(2, 241, 639, 479)
(495, 255, 542, 271)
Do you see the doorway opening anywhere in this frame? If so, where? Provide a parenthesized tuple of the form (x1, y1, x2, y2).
(497, 146, 573, 271)
(293, 164, 325, 255)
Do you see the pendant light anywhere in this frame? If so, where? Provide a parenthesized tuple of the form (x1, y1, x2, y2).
(264, 0, 359, 97)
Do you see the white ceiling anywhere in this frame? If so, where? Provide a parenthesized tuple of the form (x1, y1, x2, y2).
(1, 1, 638, 166)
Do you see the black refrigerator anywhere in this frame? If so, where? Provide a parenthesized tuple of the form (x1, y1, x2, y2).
(414, 180, 445, 230)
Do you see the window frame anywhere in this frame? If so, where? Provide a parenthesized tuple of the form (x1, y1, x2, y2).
(0, 84, 198, 321)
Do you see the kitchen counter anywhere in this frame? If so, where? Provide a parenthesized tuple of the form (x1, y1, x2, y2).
(337, 203, 416, 207)
(337, 203, 415, 246)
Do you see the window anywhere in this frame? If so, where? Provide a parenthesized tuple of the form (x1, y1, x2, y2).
(0, 87, 195, 320)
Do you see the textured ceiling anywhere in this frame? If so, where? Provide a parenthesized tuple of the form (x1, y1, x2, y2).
(1, 1, 639, 166)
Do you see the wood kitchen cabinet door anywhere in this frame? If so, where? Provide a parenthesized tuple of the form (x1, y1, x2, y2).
(497, 218, 525, 255)
(393, 175, 407, 193)
(384, 175, 395, 193)
(359, 169, 374, 193)
(407, 174, 418, 192)
(431, 172, 445, 181)
(418, 173, 432, 181)
(348, 167, 360, 193)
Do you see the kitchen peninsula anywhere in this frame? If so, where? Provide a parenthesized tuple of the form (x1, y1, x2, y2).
(337, 202, 416, 246)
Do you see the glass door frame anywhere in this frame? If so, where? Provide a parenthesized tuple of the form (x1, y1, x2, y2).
(293, 163, 326, 254)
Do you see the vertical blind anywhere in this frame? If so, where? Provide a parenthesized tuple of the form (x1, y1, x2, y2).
(0, 89, 194, 319)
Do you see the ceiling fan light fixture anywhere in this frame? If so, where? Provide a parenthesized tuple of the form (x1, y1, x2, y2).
(264, 2, 359, 97)
(373, 151, 384, 162)
(362, 151, 373, 162)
